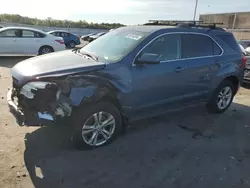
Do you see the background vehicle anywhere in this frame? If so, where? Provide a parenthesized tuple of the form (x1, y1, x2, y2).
(7, 21, 245, 150)
(240, 44, 250, 83)
(81, 33, 95, 41)
(238, 40, 250, 49)
(0, 27, 65, 56)
(88, 32, 106, 42)
(48, 30, 81, 48)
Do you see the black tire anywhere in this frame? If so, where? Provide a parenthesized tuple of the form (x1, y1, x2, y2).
(72, 102, 123, 150)
(38, 46, 54, 55)
(207, 80, 236, 113)
(68, 41, 76, 48)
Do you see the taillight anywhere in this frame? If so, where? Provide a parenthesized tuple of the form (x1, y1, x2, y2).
(242, 56, 247, 68)
(55, 40, 64, 44)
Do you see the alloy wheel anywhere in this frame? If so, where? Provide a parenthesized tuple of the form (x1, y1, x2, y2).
(217, 86, 233, 110)
(81, 111, 116, 146)
(41, 47, 52, 54)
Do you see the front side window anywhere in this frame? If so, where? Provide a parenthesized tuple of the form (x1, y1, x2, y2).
(0, 29, 21, 37)
(80, 29, 150, 63)
(140, 34, 181, 62)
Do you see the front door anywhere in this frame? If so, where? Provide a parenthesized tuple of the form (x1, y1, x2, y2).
(0, 29, 21, 54)
(18, 30, 42, 55)
(130, 34, 189, 117)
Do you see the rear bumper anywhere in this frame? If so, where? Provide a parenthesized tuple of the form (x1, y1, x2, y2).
(53, 44, 66, 52)
(7, 88, 55, 126)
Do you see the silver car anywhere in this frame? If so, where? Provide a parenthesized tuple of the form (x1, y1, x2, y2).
(240, 44, 250, 83)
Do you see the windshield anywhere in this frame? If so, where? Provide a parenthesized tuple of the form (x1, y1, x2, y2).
(80, 29, 149, 63)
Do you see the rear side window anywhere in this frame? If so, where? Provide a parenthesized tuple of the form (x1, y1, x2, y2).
(182, 34, 221, 58)
(217, 34, 241, 53)
(61, 32, 69, 37)
(182, 34, 214, 58)
(22, 30, 46, 38)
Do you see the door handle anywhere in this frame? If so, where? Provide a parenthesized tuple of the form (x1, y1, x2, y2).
(175, 66, 185, 72)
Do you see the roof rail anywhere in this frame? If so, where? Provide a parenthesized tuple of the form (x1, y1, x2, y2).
(144, 20, 225, 31)
(144, 20, 202, 26)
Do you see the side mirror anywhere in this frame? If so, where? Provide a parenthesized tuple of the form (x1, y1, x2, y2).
(135, 53, 160, 65)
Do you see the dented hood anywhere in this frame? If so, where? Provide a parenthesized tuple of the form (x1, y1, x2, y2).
(11, 50, 106, 84)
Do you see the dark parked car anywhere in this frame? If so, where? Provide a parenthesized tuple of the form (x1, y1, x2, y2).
(81, 33, 95, 41)
(48, 30, 81, 48)
(88, 32, 106, 42)
(7, 22, 245, 149)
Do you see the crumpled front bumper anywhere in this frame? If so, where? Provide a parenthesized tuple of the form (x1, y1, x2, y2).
(7, 88, 55, 126)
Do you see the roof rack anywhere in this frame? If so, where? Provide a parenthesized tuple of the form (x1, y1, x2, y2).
(144, 20, 225, 31)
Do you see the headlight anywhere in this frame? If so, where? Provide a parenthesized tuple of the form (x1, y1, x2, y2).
(20, 81, 57, 99)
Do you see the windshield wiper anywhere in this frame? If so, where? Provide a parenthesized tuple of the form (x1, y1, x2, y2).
(73, 49, 98, 61)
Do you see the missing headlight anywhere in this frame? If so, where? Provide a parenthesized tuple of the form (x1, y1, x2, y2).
(20, 82, 58, 99)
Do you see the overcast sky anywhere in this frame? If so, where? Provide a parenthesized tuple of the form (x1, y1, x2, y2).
(0, 0, 250, 25)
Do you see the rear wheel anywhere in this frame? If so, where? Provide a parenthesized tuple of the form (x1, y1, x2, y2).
(207, 80, 235, 113)
(68, 41, 76, 48)
(72, 102, 123, 150)
(38, 46, 54, 55)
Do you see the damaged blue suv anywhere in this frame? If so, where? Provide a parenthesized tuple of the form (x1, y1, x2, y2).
(7, 21, 246, 149)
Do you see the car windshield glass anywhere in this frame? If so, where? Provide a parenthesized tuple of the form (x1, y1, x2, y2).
(80, 29, 149, 63)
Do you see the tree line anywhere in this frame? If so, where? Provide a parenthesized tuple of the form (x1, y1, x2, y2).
(0, 14, 125, 29)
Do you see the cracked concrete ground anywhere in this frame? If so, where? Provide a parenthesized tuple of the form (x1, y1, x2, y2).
(0, 57, 250, 188)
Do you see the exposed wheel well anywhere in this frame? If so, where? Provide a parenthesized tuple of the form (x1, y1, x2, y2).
(78, 93, 128, 129)
(99, 95, 128, 130)
(223, 76, 239, 94)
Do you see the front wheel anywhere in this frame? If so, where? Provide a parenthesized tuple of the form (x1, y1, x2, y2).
(207, 80, 235, 113)
(72, 102, 123, 150)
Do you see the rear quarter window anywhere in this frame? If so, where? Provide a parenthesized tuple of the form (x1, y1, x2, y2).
(217, 34, 241, 53)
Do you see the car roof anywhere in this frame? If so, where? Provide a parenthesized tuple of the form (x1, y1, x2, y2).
(123, 25, 176, 33)
(0, 26, 47, 34)
(118, 25, 226, 35)
(48, 30, 70, 33)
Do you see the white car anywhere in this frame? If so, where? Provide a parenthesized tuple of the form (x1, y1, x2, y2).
(0, 27, 66, 56)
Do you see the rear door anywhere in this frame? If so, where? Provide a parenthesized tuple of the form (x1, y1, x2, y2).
(180, 33, 222, 102)
(61, 32, 70, 44)
(19, 30, 45, 55)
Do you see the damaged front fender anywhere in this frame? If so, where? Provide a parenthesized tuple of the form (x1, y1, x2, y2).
(65, 74, 120, 107)
(69, 86, 96, 106)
